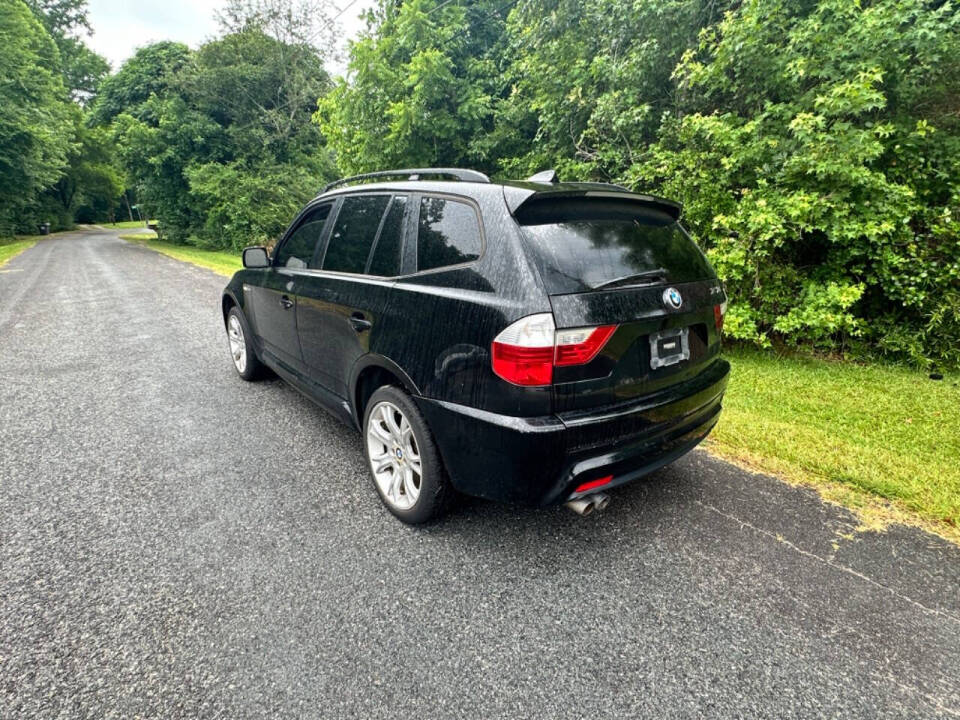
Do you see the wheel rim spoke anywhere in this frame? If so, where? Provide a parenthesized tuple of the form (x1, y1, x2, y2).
(408, 457, 422, 476)
(384, 409, 402, 441)
(402, 466, 419, 502)
(368, 421, 392, 445)
(388, 468, 403, 501)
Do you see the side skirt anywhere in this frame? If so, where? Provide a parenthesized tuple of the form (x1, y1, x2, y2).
(261, 348, 356, 429)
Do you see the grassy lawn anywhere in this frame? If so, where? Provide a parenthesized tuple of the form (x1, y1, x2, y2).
(0, 235, 44, 267)
(102, 220, 156, 229)
(120, 232, 242, 276)
(709, 348, 960, 542)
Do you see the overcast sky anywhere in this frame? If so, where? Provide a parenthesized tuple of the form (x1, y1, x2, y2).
(85, 0, 377, 76)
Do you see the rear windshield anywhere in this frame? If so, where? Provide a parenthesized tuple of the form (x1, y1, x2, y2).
(517, 200, 715, 294)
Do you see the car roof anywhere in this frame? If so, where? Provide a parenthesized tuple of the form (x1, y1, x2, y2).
(315, 175, 682, 220)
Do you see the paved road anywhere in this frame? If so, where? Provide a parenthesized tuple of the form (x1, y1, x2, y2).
(1, 228, 958, 719)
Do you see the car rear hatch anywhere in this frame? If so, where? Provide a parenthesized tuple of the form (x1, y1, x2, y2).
(508, 187, 727, 420)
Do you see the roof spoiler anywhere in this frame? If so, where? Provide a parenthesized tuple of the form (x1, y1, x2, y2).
(505, 186, 682, 221)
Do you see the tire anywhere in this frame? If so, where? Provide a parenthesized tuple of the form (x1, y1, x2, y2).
(226, 306, 265, 381)
(363, 385, 455, 524)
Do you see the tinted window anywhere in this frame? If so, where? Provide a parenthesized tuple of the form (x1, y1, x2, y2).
(417, 197, 481, 272)
(322, 195, 391, 273)
(275, 205, 330, 269)
(367, 196, 407, 277)
(517, 200, 715, 294)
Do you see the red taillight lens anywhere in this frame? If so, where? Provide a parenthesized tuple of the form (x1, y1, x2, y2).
(714, 301, 727, 334)
(555, 325, 617, 366)
(491, 313, 557, 386)
(491, 314, 618, 386)
(491, 343, 554, 386)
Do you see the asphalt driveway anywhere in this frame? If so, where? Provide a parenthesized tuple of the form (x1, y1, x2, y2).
(1, 228, 958, 718)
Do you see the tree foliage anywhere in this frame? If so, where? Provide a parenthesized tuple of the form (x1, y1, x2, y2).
(636, 0, 960, 364)
(103, 20, 335, 250)
(90, 41, 192, 125)
(38, 105, 123, 227)
(315, 0, 507, 174)
(0, 0, 73, 236)
(25, 0, 109, 101)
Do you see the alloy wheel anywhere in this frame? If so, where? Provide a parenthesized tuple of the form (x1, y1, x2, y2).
(366, 401, 422, 510)
(228, 314, 247, 373)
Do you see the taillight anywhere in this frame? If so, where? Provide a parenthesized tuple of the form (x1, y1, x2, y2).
(491, 313, 555, 386)
(491, 314, 617, 386)
(555, 325, 617, 366)
(714, 301, 727, 334)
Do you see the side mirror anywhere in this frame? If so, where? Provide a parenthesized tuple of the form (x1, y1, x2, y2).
(242, 246, 270, 269)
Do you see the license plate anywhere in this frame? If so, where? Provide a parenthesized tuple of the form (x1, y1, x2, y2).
(649, 327, 690, 369)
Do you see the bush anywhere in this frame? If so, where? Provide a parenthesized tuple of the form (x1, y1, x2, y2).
(634, 0, 960, 366)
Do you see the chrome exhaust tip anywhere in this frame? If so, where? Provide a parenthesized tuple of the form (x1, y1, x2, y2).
(565, 497, 595, 516)
(565, 492, 611, 516)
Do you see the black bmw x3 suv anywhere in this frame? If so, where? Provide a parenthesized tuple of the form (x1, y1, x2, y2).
(222, 168, 729, 523)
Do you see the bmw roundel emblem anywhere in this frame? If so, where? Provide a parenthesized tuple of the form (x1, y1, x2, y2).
(663, 287, 683, 310)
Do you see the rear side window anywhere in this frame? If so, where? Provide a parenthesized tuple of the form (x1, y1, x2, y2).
(516, 199, 715, 294)
(322, 195, 391, 273)
(275, 204, 331, 269)
(417, 196, 482, 272)
(367, 195, 407, 277)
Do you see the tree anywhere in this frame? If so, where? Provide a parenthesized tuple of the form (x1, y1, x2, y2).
(636, 0, 960, 365)
(25, 0, 109, 101)
(90, 41, 192, 125)
(0, 0, 72, 236)
(217, 0, 337, 49)
(106, 22, 336, 248)
(42, 106, 123, 226)
(315, 0, 507, 175)
(490, 0, 734, 179)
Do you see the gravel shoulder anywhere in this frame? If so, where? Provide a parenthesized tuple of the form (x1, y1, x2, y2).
(1, 229, 958, 719)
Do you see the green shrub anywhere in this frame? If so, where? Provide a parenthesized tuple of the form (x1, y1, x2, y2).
(634, 0, 960, 366)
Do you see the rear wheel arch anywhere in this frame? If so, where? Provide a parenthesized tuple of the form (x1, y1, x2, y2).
(351, 357, 420, 428)
(222, 292, 239, 325)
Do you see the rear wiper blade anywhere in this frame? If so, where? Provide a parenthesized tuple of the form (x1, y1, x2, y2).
(592, 268, 668, 291)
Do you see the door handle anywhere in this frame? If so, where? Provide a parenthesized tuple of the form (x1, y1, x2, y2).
(350, 313, 372, 332)
(279, 295, 294, 310)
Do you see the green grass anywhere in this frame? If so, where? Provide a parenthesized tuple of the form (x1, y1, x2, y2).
(102, 220, 156, 229)
(0, 235, 43, 267)
(709, 347, 960, 540)
(120, 232, 242, 276)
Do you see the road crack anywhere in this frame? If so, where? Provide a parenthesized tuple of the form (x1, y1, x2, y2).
(694, 500, 960, 626)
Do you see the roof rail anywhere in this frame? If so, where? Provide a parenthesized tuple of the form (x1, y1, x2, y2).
(321, 168, 490, 194)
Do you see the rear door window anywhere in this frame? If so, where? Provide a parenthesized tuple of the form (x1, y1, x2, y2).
(321, 194, 391, 273)
(275, 204, 331, 269)
(416, 196, 482, 272)
(367, 195, 407, 277)
(516, 199, 715, 294)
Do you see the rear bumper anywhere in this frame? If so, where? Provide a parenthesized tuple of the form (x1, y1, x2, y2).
(414, 358, 730, 507)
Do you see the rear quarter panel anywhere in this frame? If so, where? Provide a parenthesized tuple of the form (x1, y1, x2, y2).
(372, 188, 553, 417)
